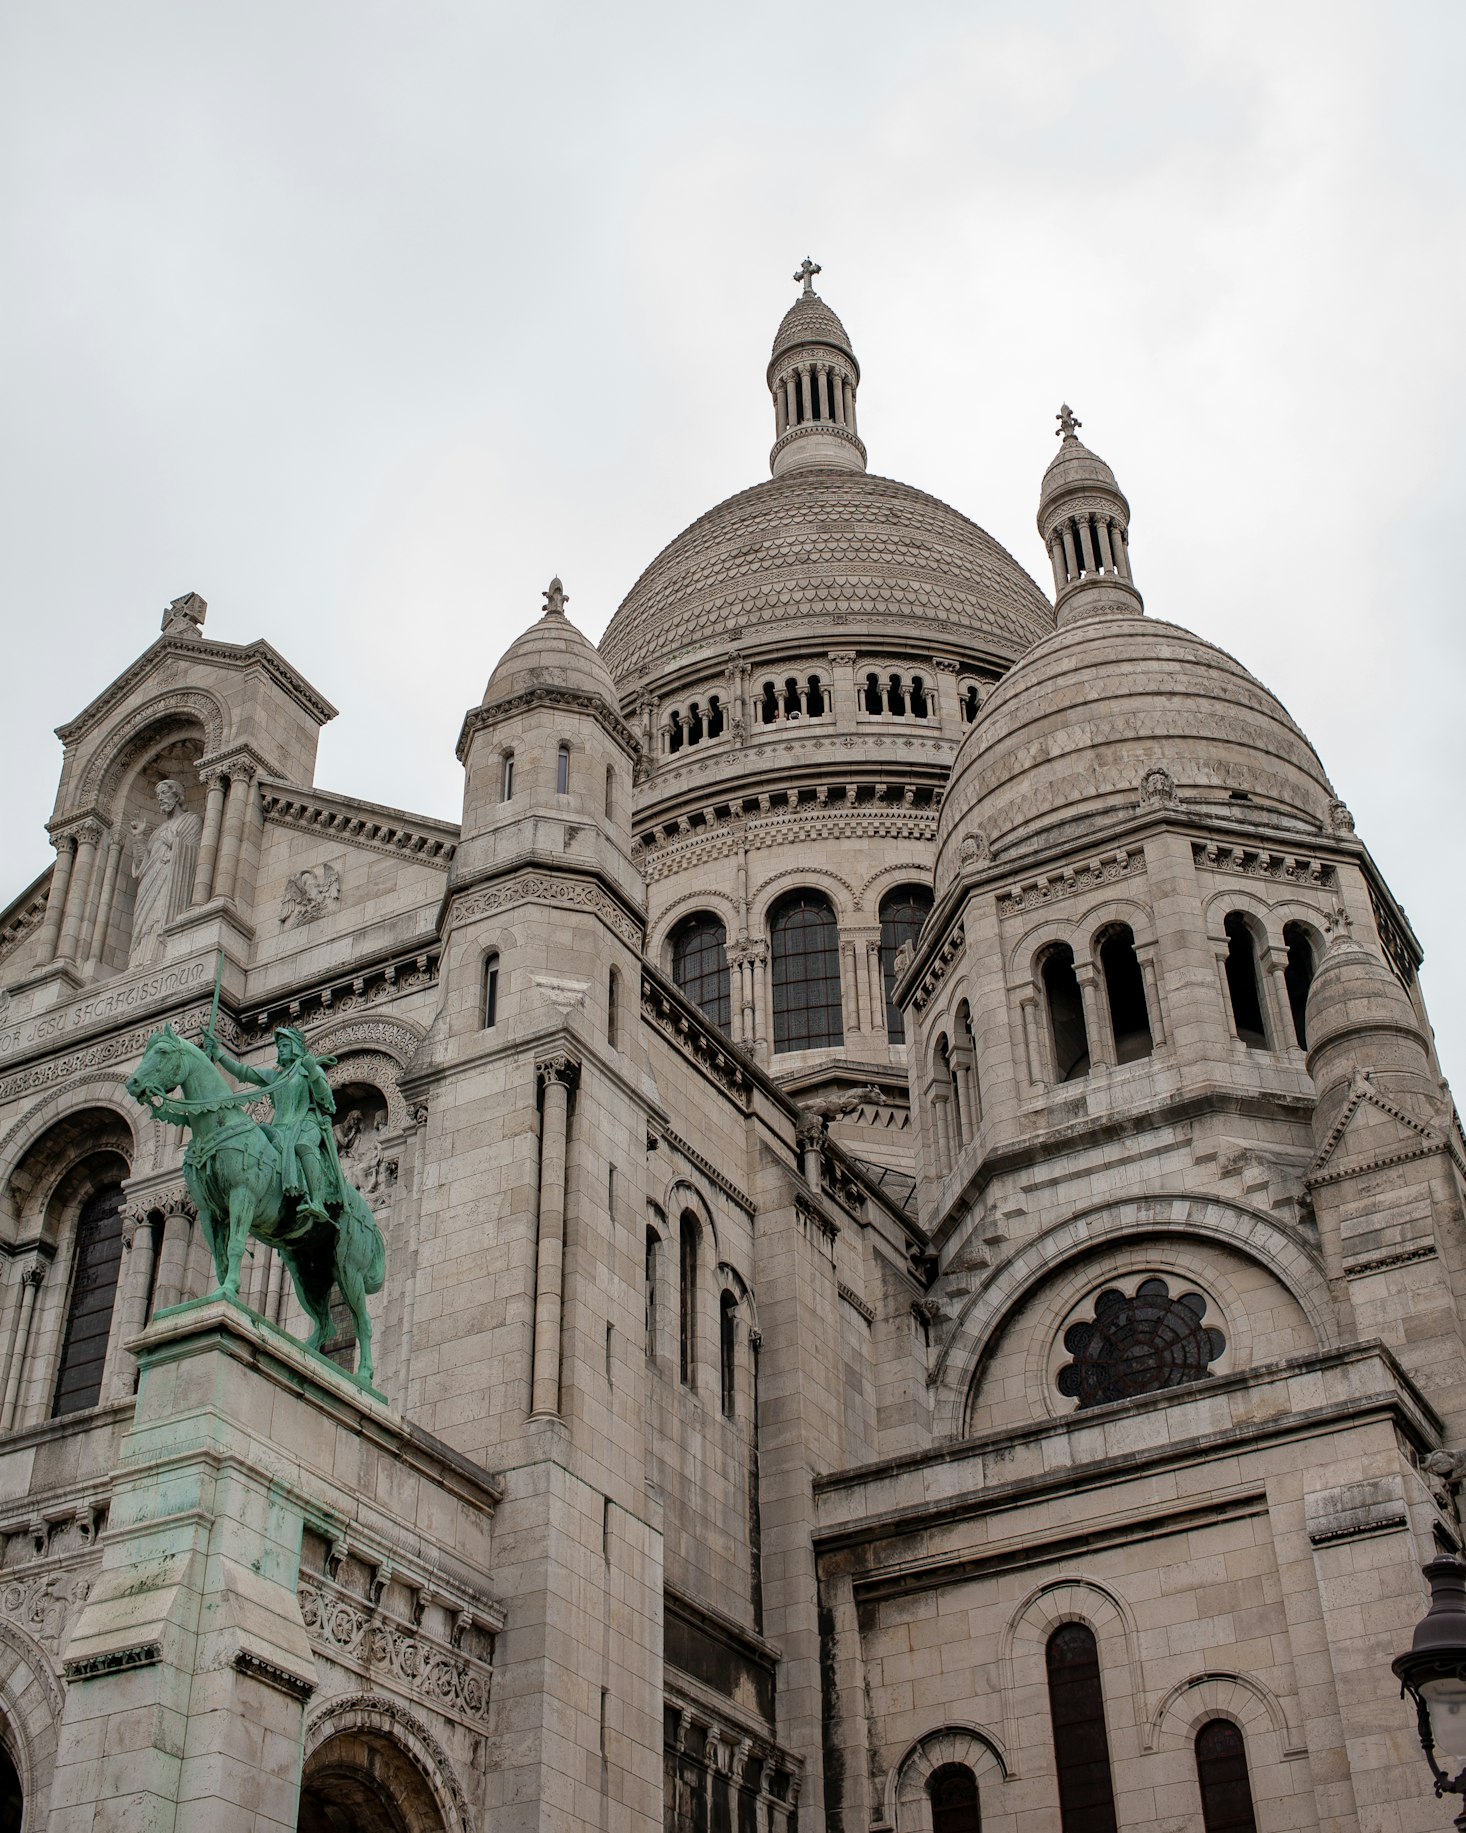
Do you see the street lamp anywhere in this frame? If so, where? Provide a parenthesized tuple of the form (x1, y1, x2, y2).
(1394, 1556, 1466, 1828)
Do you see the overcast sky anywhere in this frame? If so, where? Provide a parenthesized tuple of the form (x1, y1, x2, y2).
(2, 1, 1463, 1089)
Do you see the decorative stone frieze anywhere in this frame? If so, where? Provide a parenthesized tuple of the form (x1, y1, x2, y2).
(260, 786, 458, 865)
(997, 850, 1145, 918)
(449, 872, 643, 950)
(296, 1575, 493, 1729)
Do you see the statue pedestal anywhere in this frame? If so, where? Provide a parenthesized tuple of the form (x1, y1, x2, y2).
(44, 1298, 501, 1832)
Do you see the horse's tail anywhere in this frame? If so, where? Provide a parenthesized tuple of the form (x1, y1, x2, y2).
(342, 1188, 387, 1295)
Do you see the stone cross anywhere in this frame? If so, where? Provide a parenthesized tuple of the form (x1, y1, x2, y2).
(1056, 404, 1082, 439)
(793, 256, 822, 296)
(160, 592, 207, 636)
(543, 576, 568, 616)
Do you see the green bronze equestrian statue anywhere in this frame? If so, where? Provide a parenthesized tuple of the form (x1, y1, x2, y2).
(126, 1020, 387, 1385)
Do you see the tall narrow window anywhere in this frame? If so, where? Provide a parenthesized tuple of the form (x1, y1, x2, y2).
(607, 968, 619, 1048)
(864, 673, 884, 714)
(880, 885, 934, 1043)
(770, 891, 843, 1052)
(760, 681, 779, 723)
(1195, 1719, 1259, 1833)
(645, 1228, 660, 1360)
(961, 683, 980, 722)
(927, 1764, 981, 1833)
(1283, 921, 1316, 1048)
(501, 751, 515, 801)
(707, 695, 724, 738)
(910, 676, 929, 717)
(1099, 925, 1153, 1062)
(556, 744, 570, 795)
(670, 913, 731, 1030)
(604, 765, 615, 819)
(679, 1214, 698, 1386)
(1042, 945, 1091, 1081)
(52, 1183, 126, 1417)
(805, 676, 826, 717)
(483, 952, 500, 1029)
(886, 673, 906, 715)
(1223, 913, 1267, 1048)
(1045, 1623, 1118, 1833)
(719, 1290, 737, 1417)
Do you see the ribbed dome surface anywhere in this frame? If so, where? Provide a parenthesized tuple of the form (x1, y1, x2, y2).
(935, 610, 1337, 892)
(484, 607, 619, 709)
(1039, 435, 1126, 519)
(770, 293, 856, 368)
(598, 470, 1055, 685)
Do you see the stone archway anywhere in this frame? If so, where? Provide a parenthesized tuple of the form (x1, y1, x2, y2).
(297, 1728, 445, 1833)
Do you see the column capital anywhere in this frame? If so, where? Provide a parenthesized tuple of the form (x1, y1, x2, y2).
(20, 1260, 45, 1288)
(535, 1051, 581, 1093)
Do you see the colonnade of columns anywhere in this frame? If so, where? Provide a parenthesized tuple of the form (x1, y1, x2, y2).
(772, 360, 858, 438)
(34, 754, 259, 977)
(1048, 512, 1131, 593)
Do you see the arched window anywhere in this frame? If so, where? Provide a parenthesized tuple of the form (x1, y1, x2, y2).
(910, 675, 929, 717)
(1098, 925, 1153, 1062)
(927, 1763, 981, 1833)
(607, 968, 619, 1048)
(556, 744, 570, 795)
(1042, 945, 1091, 1081)
(688, 703, 704, 743)
(770, 891, 843, 1052)
(668, 711, 684, 753)
(678, 1214, 698, 1386)
(501, 751, 515, 801)
(719, 1290, 737, 1417)
(604, 765, 615, 819)
(1223, 913, 1267, 1048)
(1194, 1719, 1259, 1833)
(805, 676, 826, 717)
(782, 677, 802, 719)
(707, 695, 724, 738)
(961, 683, 981, 722)
(670, 913, 731, 1031)
(645, 1228, 660, 1360)
(52, 1182, 126, 1417)
(482, 952, 500, 1029)
(1283, 921, 1316, 1049)
(759, 681, 779, 724)
(864, 672, 884, 714)
(879, 885, 934, 1043)
(1045, 1623, 1118, 1832)
(887, 673, 906, 715)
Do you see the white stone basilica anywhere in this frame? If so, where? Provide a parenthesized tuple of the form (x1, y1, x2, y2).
(0, 265, 1462, 1833)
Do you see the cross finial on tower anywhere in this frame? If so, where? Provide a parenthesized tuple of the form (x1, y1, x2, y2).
(1056, 403, 1082, 439)
(543, 576, 568, 617)
(793, 256, 822, 297)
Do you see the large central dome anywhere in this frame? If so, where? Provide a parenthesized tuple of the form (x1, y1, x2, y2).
(598, 467, 1054, 686)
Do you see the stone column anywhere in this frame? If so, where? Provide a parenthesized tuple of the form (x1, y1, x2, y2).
(152, 1207, 193, 1313)
(866, 939, 885, 1042)
(192, 771, 228, 904)
(796, 1117, 826, 1191)
(751, 942, 771, 1061)
(841, 938, 863, 1034)
(798, 365, 812, 424)
(1076, 515, 1097, 574)
(1019, 994, 1045, 1089)
(831, 370, 846, 426)
(1094, 516, 1115, 571)
(846, 384, 857, 437)
(1060, 521, 1078, 582)
(105, 1213, 159, 1400)
(57, 822, 102, 963)
(213, 766, 255, 905)
(784, 374, 797, 427)
(1262, 944, 1298, 1051)
(530, 1054, 578, 1418)
(37, 834, 77, 961)
(0, 1263, 43, 1430)
(87, 836, 124, 970)
(1134, 942, 1167, 1046)
(774, 382, 787, 436)
(1113, 523, 1130, 578)
(1076, 961, 1111, 1070)
(1050, 534, 1068, 594)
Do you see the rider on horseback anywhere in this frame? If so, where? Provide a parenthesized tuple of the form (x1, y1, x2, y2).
(201, 1026, 345, 1224)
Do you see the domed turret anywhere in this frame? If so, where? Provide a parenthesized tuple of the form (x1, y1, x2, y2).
(482, 576, 619, 710)
(767, 258, 866, 478)
(1038, 406, 1142, 625)
(1304, 916, 1437, 1132)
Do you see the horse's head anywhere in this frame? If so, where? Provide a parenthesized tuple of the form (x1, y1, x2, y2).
(126, 1024, 191, 1109)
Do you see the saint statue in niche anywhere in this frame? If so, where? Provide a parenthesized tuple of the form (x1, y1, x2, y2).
(128, 778, 202, 964)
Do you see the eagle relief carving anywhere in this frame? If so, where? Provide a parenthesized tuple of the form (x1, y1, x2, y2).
(279, 862, 342, 928)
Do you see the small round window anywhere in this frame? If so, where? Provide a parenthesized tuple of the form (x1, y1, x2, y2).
(1057, 1276, 1225, 1409)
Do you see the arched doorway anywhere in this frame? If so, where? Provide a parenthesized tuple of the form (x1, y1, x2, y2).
(298, 1727, 448, 1833)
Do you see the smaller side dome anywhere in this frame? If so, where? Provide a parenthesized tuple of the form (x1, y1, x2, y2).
(1037, 406, 1141, 625)
(767, 258, 866, 479)
(483, 577, 619, 710)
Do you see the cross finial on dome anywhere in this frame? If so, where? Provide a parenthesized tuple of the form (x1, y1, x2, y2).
(793, 255, 822, 297)
(543, 576, 568, 617)
(1056, 403, 1082, 439)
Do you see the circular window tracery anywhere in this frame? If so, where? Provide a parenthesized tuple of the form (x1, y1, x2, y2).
(1056, 1275, 1225, 1409)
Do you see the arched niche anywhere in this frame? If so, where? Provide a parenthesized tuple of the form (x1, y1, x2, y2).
(300, 1695, 470, 1833)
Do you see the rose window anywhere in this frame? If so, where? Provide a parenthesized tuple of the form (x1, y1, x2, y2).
(1056, 1276, 1225, 1409)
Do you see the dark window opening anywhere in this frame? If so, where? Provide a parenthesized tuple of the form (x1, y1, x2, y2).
(679, 1214, 698, 1385)
(608, 968, 620, 1048)
(1057, 1275, 1226, 1408)
(557, 744, 570, 795)
(645, 1229, 660, 1357)
(1195, 1719, 1259, 1833)
(805, 676, 826, 717)
(1224, 913, 1267, 1047)
(707, 695, 724, 739)
(668, 712, 683, 753)
(771, 891, 843, 1052)
(760, 681, 779, 724)
(719, 1290, 737, 1417)
(501, 752, 515, 800)
(1283, 922, 1316, 1049)
(782, 678, 802, 719)
(604, 766, 615, 819)
(879, 886, 934, 1043)
(864, 673, 884, 714)
(961, 683, 981, 722)
(1046, 1623, 1118, 1833)
(1099, 926, 1153, 1063)
(910, 676, 929, 717)
(52, 1183, 126, 1417)
(927, 1763, 981, 1833)
(886, 673, 906, 715)
(1042, 946, 1091, 1081)
(688, 703, 704, 743)
(483, 953, 500, 1029)
(671, 913, 731, 1031)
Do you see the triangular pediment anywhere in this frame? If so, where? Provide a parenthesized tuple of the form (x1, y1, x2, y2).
(1307, 1073, 1463, 1186)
